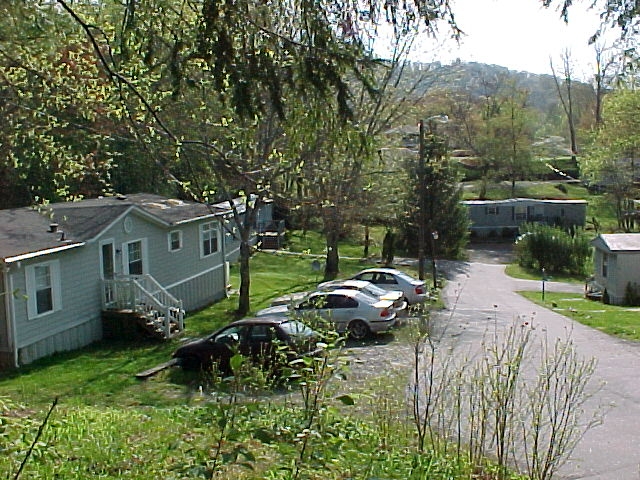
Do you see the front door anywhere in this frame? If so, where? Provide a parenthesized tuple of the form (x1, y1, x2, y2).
(100, 241, 116, 305)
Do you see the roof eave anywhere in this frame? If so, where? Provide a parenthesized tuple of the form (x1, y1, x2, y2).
(4, 242, 85, 264)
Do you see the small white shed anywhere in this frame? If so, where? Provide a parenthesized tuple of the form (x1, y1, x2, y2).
(591, 233, 640, 305)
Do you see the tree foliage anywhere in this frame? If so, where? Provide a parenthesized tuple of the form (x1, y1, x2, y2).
(581, 87, 640, 231)
(399, 132, 468, 260)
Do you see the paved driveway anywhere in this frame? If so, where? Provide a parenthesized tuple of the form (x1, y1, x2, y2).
(435, 247, 640, 480)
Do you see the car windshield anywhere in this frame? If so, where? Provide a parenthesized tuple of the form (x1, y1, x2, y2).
(280, 320, 317, 338)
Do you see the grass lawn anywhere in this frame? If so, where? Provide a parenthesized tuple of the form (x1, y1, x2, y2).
(504, 263, 588, 284)
(519, 291, 640, 341)
(1, 231, 485, 480)
(0, 230, 415, 408)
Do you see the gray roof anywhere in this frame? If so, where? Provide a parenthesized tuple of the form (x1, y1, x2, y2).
(0, 193, 238, 262)
(593, 234, 640, 253)
(462, 198, 587, 206)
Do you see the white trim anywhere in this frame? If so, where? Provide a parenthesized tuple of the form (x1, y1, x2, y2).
(5, 243, 84, 264)
(174, 213, 220, 225)
(24, 259, 62, 319)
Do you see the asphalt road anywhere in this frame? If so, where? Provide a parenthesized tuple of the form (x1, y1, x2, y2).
(435, 244, 640, 480)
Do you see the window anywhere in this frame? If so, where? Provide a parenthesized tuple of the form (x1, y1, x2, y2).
(326, 294, 358, 309)
(485, 206, 499, 215)
(168, 230, 182, 252)
(200, 222, 219, 257)
(127, 240, 143, 275)
(602, 253, 608, 278)
(25, 260, 61, 318)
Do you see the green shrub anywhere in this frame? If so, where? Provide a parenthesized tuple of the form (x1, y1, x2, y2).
(515, 223, 592, 276)
(624, 282, 640, 306)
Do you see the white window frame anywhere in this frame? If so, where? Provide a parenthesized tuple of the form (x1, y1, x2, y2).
(200, 222, 219, 258)
(168, 230, 183, 252)
(25, 260, 62, 319)
(123, 238, 147, 275)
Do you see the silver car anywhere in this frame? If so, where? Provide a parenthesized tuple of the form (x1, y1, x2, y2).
(350, 268, 428, 304)
(256, 289, 397, 340)
(317, 279, 408, 315)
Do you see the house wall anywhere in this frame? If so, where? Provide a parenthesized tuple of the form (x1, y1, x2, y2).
(593, 249, 640, 305)
(540, 203, 587, 228)
(610, 253, 640, 304)
(98, 211, 228, 312)
(11, 246, 103, 366)
(465, 200, 587, 238)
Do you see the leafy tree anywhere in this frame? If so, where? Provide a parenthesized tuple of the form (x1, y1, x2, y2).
(457, 77, 538, 198)
(487, 82, 538, 197)
(591, 42, 621, 127)
(581, 87, 640, 231)
(42, 0, 463, 312)
(0, 3, 126, 207)
(398, 129, 468, 264)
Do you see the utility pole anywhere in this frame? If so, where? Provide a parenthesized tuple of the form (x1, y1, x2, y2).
(417, 115, 448, 282)
(417, 120, 426, 280)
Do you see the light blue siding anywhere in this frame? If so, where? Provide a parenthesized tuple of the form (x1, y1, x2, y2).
(12, 246, 103, 364)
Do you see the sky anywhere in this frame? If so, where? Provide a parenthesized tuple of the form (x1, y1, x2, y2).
(410, 0, 611, 79)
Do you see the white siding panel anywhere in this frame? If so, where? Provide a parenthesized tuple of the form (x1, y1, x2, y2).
(169, 264, 227, 311)
(18, 317, 101, 365)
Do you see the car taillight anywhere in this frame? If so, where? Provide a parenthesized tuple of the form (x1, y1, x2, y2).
(415, 285, 425, 295)
(380, 308, 390, 317)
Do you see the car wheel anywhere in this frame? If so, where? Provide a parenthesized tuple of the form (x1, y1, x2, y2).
(348, 319, 370, 340)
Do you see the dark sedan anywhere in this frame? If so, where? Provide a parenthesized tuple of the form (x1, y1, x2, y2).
(172, 316, 322, 374)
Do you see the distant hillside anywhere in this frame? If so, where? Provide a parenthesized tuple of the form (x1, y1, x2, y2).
(399, 60, 594, 114)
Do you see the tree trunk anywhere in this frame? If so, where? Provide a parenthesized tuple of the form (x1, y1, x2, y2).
(324, 229, 340, 280)
(237, 239, 251, 316)
(363, 225, 370, 259)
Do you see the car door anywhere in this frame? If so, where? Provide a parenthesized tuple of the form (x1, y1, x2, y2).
(324, 293, 358, 331)
(207, 324, 251, 373)
(245, 324, 276, 361)
(295, 294, 330, 321)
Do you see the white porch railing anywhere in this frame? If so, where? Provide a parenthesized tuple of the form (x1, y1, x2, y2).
(102, 274, 184, 338)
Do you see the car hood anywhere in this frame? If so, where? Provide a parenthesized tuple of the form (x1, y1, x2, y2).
(172, 337, 209, 357)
